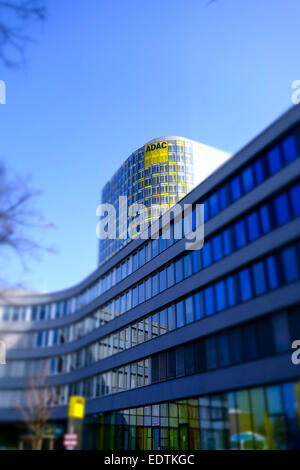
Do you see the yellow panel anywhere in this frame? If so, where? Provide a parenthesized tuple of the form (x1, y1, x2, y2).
(144, 141, 168, 168)
(68, 396, 85, 419)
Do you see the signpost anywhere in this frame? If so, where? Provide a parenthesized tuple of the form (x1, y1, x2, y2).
(66, 396, 85, 450)
(63, 433, 78, 450)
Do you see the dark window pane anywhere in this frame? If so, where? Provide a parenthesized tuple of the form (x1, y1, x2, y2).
(274, 193, 291, 226)
(192, 250, 201, 273)
(183, 253, 193, 278)
(167, 350, 176, 378)
(215, 280, 227, 311)
(217, 332, 231, 367)
(176, 301, 185, 328)
(202, 241, 212, 267)
(257, 317, 274, 357)
(185, 343, 196, 375)
(239, 268, 253, 301)
(176, 346, 185, 377)
(268, 146, 282, 174)
(242, 167, 255, 193)
(185, 296, 194, 324)
(175, 259, 184, 283)
(152, 239, 158, 258)
(204, 286, 215, 316)
(209, 193, 219, 217)
(227, 275, 238, 306)
(219, 186, 229, 210)
(167, 264, 175, 287)
(247, 211, 261, 242)
(252, 261, 267, 295)
(234, 219, 247, 248)
(230, 175, 242, 202)
(229, 328, 243, 364)
(259, 204, 272, 234)
(223, 228, 234, 255)
(212, 234, 223, 261)
(289, 183, 300, 217)
(194, 292, 202, 320)
(281, 246, 300, 283)
(242, 323, 258, 360)
(266, 255, 279, 289)
(254, 158, 266, 184)
(282, 134, 298, 164)
(152, 274, 159, 296)
(159, 270, 166, 292)
(205, 336, 218, 369)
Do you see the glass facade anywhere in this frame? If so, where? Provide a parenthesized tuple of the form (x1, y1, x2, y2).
(0, 112, 300, 450)
(88, 380, 300, 450)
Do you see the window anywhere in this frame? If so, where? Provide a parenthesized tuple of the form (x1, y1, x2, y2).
(138, 283, 144, 304)
(159, 270, 166, 292)
(167, 264, 174, 287)
(239, 268, 253, 301)
(202, 241, 212, 267)
(247, 211, 261, 242)
(281, 246, 299, 283)
(152, 274, 159, 296)
(223, 228, 233, 255)
(205, 337, 218, 369)
(267, 146, 282, 174)
(254, 157, 267, 184)
(219, 186, 229, 210)
(282, 134, 297, 164)
(185, 296, 194, 324)
(217, 332, 230, 366)
(228, 328, 243, 364)
(230, 175, 242, 202)
(234, 220, 247, 248)
(192, 250, 201, 273)
(194, 292, 202, 320)
(175, 259, 183, 283)
(204, 286, 215, 316)
(133, 253, 138, 271)
(215, 281, 227, 311)
(168, 306, 176, 331)
(176, 301, 185, 328)
(212, 234, 223, 261)
(260, 204, 272, 234)
(266, 255, 279, 289)
(209, 193, 219, 217)
(274, 193, 291, 226)
(289, 183, 300, 217)
(183, 254, 193, 278)
(252, 261, 267, 295)
(242, 167, 254, 193)
(132, 286, 138, 307)
(227, 275, 238, 306)
(242, 323, 258, 360)
(152, 239, 158, 258)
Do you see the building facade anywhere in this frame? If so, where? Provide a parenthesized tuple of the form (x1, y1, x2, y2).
(0, 106, 300, 450)
(98, 136, 229, 264)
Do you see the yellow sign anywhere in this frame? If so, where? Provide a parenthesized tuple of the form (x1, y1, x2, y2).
(144, 141, 168, 167)
(68, 396, 85, 419)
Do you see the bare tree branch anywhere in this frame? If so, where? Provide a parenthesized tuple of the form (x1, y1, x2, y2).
(0, 0, 46, 67)
(0, 161, 57, 293)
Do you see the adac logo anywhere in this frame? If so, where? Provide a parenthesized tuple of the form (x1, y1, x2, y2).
(145, 141, 167, 153)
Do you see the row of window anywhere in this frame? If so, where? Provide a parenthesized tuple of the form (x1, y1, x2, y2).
(93, 380, 300, 450)
(151, 308, 299, 383)
(1, 130, 298, 325)
(4, 177, 297, 352)
(2, 235, 300, 379)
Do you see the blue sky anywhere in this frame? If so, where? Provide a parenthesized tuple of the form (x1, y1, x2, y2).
(0, 0, 299, 292)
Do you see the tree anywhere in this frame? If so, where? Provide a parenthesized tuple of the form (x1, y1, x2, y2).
(17, 363, 55, 450)
(0, 162, 56, 292)
(0, 0, 46, 67)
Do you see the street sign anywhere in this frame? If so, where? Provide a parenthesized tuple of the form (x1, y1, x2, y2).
(63, 433, 78, 450)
